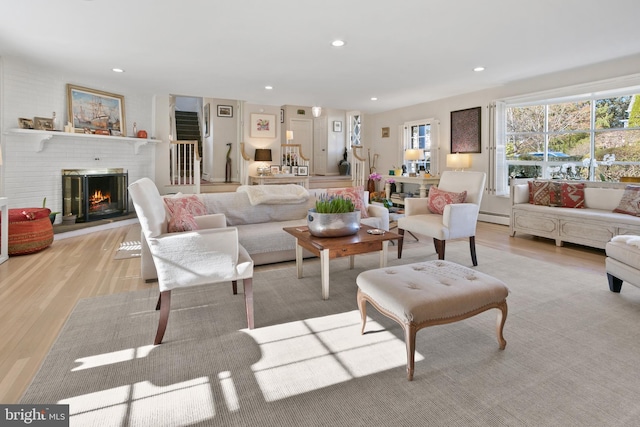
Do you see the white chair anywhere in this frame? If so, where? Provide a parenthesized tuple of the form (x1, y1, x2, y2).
(397, 171, 486, 266)
(128, 178, 254, 344)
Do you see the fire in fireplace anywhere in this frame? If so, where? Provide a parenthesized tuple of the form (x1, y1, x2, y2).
(62, 169, 129, 222)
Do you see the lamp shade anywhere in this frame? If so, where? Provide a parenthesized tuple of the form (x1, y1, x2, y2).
(404, 149, 421, 161)
(311, 106, 322, 117)
(254, 148, 272, 162)
(446, 153, 471, 169)
(286, 130, 293, 141)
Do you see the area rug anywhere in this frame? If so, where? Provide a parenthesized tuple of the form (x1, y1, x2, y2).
(21, 241, 640, 426)
(113, 225, 142, 260)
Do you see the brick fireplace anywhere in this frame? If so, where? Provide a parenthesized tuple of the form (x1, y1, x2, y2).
(62, 169, 129, 222)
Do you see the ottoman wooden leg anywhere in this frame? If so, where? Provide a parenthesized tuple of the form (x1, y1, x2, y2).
(356, 288, 368, 334)
(404, 323, 418, 381)
(496, 300, 508, 350)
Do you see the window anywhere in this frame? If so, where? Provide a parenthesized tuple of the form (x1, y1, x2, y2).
(403, 119, 438, 175)
(347, 111, 361, 146)
(497, 87, 640, 191)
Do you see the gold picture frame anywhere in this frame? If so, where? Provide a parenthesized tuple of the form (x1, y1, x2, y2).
(67, 84, 126, 135)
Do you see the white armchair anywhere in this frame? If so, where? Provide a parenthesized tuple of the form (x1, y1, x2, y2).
(128, 178, 254, 344)
(397, 171, 486, 266)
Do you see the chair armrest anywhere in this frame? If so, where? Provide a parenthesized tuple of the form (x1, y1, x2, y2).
(404, 197, 431, 216)
(442, 204, 480, 238)
(194, 213, 227, 229)
(366, 204, 389, 231)
(147, 227, 240, 290)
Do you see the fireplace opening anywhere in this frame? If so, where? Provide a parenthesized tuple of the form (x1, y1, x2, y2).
(62, 169, 129, 222)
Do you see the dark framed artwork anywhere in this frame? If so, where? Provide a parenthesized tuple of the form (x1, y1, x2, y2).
(280, 109, 284, 123)
(204, 104, 211, 136)
(217, 104, 233, 118)
(450, 106, 481, 153)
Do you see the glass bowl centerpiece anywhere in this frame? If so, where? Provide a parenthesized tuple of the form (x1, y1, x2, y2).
(307, 194, 361, 237)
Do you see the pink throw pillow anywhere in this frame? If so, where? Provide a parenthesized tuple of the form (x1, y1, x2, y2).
(163, 194, 207, 216)
(167, 206, 199, 233)
(613, 185, 640, 216)
(427, 186, 467, 215)
(327, 186, 369, 218)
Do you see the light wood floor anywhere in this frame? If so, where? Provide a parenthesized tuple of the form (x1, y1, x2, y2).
(0, 221, 606, 403)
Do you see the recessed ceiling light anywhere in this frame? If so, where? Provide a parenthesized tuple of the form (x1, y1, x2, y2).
(331, 40, 345, 47)
(370, 97, 378, 101)
(265, 85, 273, 90)
(112, 68, 124, 73)
(473, 66, 485, 72)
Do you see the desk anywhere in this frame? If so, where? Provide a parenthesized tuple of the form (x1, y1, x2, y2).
(250, 175, 309, 188)
(0, 197, 8, 264)
(383, 175, 439, 199)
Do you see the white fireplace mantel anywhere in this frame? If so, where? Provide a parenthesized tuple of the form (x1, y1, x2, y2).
(7, 128, 159, 154)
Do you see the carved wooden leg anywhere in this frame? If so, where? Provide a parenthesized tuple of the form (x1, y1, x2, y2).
(607, 273, 623, 293)
(496, 301, 508, 350)
(155, 294, 161, 310)
(398, 229, 405, 258)
(434, 239, 445, 260)
(404, 323, 417, 381)
(356, 289, 368, 335)
(232, 280, 238, 295)
(470, 236, 478, 266)
(154, 290, 172, 345)
(243, 278, 254, 329)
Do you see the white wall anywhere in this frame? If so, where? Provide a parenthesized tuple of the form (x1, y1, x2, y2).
(0, 56, 157, 212)
(362, 53, 640, 222)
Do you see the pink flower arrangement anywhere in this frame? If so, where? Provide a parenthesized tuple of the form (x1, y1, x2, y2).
(369, 172, 382, 181)
(385, 178, 395, 184)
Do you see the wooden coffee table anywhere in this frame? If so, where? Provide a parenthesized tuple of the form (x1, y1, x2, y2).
(283, 224, 402, 300)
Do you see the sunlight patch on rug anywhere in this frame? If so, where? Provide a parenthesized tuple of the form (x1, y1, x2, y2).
(243, 310, 423, 402)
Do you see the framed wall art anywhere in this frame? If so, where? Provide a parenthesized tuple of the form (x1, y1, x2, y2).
(33, 117, 54, 131)
(217, 104, 233, 118)
(381, 127, 390, 138)
(67, 84, 125, 135)
(280, 109, 284, 123)
(297, 165, 309, 176)
(18, 117, 34, 129)
(333, 121, 342, 132)
(250, 113, 276, 138)
(450, 106, 481, 153)
(204, 103, 211, 137)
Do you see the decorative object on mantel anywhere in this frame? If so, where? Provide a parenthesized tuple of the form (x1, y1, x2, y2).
(136, 130, 148, 138)
(308, 194, 361, 237)
(18, 117, 34, 129)
(33, 117, 54, 131)
(67, 83, 126, 136)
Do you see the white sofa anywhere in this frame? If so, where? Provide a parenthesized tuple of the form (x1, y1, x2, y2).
(141, 186, 389, 281)
(510, 179, 640, 249)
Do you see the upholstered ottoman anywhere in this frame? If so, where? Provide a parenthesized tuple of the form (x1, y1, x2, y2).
(3, 208, 54, 255)
(356, 260, 509, 380)
(606, 235, 640, 292)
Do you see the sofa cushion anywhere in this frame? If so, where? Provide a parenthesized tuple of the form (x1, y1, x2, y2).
(529, 180, 551, 206)
(163, 194, 207, 216)
(327, 186, 369, 218)
(427, 186, 467, 215)
(167, 207, 199, 233)
(584, 188, 625, 210)
(549, 182, 585, 208)
(613, 185, 640, 216)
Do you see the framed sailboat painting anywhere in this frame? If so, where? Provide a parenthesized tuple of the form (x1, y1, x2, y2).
(67, 84, 126, 136)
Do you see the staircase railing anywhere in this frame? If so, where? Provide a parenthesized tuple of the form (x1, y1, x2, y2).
(280, 144, 310, 168)
(170, 140, 201, 194)
(351, 145, 366, 187)
(239, 142, 251, 185)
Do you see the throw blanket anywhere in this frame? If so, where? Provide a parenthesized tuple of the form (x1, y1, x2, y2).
(611, 234, 640, 249)
(237, 184, 310, 206)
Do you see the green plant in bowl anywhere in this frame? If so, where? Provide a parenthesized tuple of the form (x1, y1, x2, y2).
(314, 194, 355, 213)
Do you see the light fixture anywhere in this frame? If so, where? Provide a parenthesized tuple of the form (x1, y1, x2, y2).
(265, 85, 273, 90)
(112, 68, 124, 73)
(473, 66, 485, 72)
(254, 148, 273, 175)
(446, 153, 472, 170)
(311, 106, 322, 117)
(286, 130, 293, 143)
(404, 149, 421, 175)
(370, 97, 378, 101)
(331, 40, 345, 47)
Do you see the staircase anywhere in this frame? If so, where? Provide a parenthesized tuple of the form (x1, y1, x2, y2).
(175, 110, 202, 153)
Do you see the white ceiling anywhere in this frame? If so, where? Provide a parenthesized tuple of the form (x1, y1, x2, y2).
(1, 0, 639, 114)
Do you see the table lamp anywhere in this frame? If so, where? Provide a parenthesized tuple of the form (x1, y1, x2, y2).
(404, 149, 421, 175)
(446, 152, 471, 171)
(254, 148, 272, 176)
